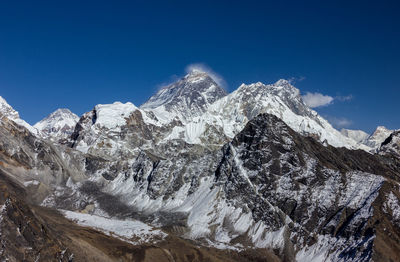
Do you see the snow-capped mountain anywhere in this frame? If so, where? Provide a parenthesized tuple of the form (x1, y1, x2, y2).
(341, 126, 395, 152)
(2, 104, 400, 261)
(34, 108, 79, 141)
(69, 73, 372, 161)
(141, 70, 227, 123)
(0, 96, 20, 119)
(0, 96, 40, 135)
(69, 101, 158, 158)
(167, 79, 371, 150)
(1, 71, 399, 261)
(340, 128, 370, 144)
(365, 126, 393, 149)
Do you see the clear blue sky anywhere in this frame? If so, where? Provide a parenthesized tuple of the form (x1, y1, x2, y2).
(0, 0, 399, 133)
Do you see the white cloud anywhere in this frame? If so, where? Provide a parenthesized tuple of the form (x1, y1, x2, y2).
(185, 63, 227, 89)
(302, 92, 334, 108)
(326, 116, 353, 128)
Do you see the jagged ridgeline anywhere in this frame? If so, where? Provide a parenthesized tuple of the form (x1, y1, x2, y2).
(0, 71, 399, 262)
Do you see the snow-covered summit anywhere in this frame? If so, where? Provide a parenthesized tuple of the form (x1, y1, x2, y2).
(0, 95, 39, 135)
(141, 71, 227, 123)
(273, 79, 299, 95)
(0, 96, 20, 119)
(365, 126, 393, 150)
(34, 108, 79, 141)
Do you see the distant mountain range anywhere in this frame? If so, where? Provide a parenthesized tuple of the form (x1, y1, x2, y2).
(0, 70, 399, 261)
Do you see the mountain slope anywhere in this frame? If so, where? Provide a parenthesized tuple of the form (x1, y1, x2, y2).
(0, 169, 73, 261)
(380, 130, 400, 159)
(216, 114, 400, 261)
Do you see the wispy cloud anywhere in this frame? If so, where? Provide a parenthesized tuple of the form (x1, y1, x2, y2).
(325, 116, 353, 129)
(185, 63, 227, 89)
(288, 76, 306, 84)
(302, 92, 334, 108)
(335, 95, 353, 102)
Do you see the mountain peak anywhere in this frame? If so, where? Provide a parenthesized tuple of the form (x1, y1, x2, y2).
(364, 125, 393, 150)
(273, 79, 300, 96)
(141, 72, 227, 122)
(36, 108, 78, 124)
(185, 69, 209, 77)
(375, 126, 389, 133)
(0, 96, 40, 135)
(48, 108, 76, 118)
(182, 70, 213, 84)
(34, 108, 79, 140)
(371, 126, 392, 138)
(274, 79, 291, 87)
(0, 96, 19, 119)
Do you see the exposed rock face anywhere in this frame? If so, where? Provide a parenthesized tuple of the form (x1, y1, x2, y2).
(210, 114, 400, 261)
(380, 130, 400, 159)
(34, 108, 79, 142)
(0, 170, 73, 261)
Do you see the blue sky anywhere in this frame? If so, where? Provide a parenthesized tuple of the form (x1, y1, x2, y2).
(0, 0, 399, 133)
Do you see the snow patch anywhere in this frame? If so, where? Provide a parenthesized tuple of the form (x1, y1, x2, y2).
(62, 210, 167, 244)
(94, 102, 137, 130)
